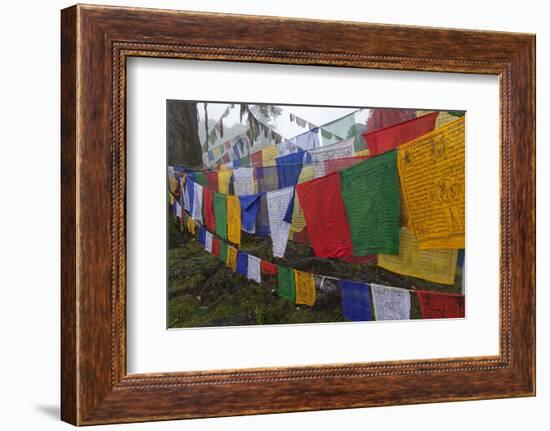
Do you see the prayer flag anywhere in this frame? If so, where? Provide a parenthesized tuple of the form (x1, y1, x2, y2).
(323, 155, 368, 176)
(226, 195, 241, 245)
(256, 166, 279, 193)
(340, 150, 400, 255)
(276, 151, 304, 188)
(296, 173, 353, 258)
(226, 245, 237, 271)
(267, 187, 294, 258)
(339, 280, 372, 321)
(236, 251, 248, 276)
(193, 171, 207, 187)
(398, 117, 465, 249)
(277, 266, 296, 302)
(366, 109, 416, 133)
(187, 216, 196, 235)
(261, 260, 278, 275)
(250, 151, 263, 167)
(212, 236, 221, 257)
(416, 290, 465, 319)
(213, 192, 227, 240)
(191, 182, 203, 223)
(378, 227, 458, 285)
(205, 231, 213, 253)
(218, 169, 233, 194)
(206, 171, 218, 192)
(203, 187, 216, 232)
(239, 193, 263, 234)
(247, 255, 261, 283)
(294, 270, 316, 306)
(184, 177, 194, 213)
(262, 145, 279, 165)
(233, 167, 256, 196)
(309, 138, 354, 178)
(370, 283, 411, 321)
(198, 227, 206, 247)
(363, 112, 438, 157)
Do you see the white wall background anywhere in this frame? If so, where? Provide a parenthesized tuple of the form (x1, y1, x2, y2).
(0, 0, 546, 429)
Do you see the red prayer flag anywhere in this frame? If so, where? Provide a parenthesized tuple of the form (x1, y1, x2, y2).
(366, 108, 416, 132)
(250, 151, 263, 167)
(416, 290, 465, 319)
(296, 172, 353, 258)
(211, 236, 221, 257)
(206, 171, 218, 192)
(260, 260, 278, 275)
(363, 112, 438, 157)
(324, 156, 368, 175)
(203, 187, 216, 232)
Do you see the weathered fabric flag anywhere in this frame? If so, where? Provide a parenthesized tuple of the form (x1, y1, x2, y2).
(255, 193, 271, 237)
(205, 231, 213, 253)
(250, 151, 263, 167)
(294, 270, 316, 306)
(378, 227, 458, 285)
(339, 280, 372, 322)
(213, 192, 227, 240)
(295, 129, 320, 151)
(191, 182, 203, 223)
(233, 167, 256, 196)
(247, 255, 261, 283)
(226, 195, 241, 245)
(398, 117, 465, 249)
(276, 150, 304, 188)
(217, 169, 233, 195)
(296, 172, 353, 258)
(309, 138, 354, 178)
(366, 109, 416, 133)
(198, 227, 206, 247)
(239, 192, 263, 234)
(256, 166, 279, 193)
(262, 145, 279, 166)
(206, 171, 219, 192)
(370, 283, 411, 321)
(203, 187, 216, 232)
(236, 251, 248, 277)
(226, 245, 238, 271)
(186, 216, 196, 235)
(261, 260, 278, 275)
(183, 177, 194, 213)
(192, 171, 207, 187)
(211, 236, 221, 257)
(277, 265, 296, 302)
(363, 112, 438, 157)
(340, 150, 400, 255)
(267, 187, 294, 257)
(416, 290, 465, 319)
(323, 155, 368, 176)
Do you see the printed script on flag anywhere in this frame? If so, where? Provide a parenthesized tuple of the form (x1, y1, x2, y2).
(398, 117, 465, 249)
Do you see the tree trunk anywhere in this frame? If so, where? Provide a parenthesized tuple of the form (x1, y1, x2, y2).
(167, 100, 202, 167)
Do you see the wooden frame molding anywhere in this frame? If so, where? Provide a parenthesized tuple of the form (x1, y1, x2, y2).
(61, 4, 535, 425)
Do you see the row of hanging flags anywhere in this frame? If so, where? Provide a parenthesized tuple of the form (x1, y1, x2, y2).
(169, 108, 466, 321)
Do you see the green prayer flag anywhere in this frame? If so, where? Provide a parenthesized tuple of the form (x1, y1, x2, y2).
(340, 150, 400, 255)
(193, 171, 207, 186)
(240, 155, 251, 168)
(219, 240, 228, 264)
(277, 265, 296, 302)
(214, 192, 227, 240)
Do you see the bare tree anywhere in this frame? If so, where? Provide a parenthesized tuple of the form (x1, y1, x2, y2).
(167, 100, 202, 167)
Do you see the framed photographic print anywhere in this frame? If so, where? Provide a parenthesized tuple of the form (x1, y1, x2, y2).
(61, 4, 535, 425)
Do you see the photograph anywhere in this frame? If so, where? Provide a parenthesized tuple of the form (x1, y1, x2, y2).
(167, 101, 466, 328)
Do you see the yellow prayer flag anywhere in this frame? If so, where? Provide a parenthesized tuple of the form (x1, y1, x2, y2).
(169, 193, 175, 207)
(261, 145, 279, 166)
(294, 269, 316, 306)
(226, 246, 237, 271)
(354, 148, 370, 157)
(226, 195, 241, 245)
(289, 166, 314, 233)
(378, 227, 458, 285)
(187, 216, 196, 235)
(398, 117, 465, 249)
(218, 169, 233, 194)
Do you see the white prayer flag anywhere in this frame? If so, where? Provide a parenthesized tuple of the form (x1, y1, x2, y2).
(370, 283, 411, 321)
(267, 187, 294, 258)
(233, 167, 256, 196)
(191, 182, 203, 223)
(205, 231, 213, 253)
(247, 255, 261, 283)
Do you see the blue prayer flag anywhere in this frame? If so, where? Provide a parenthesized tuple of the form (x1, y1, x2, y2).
(276, 151, 304, 189)
(236, 251, 248, 276)
(239, 192, 263, 233)
(339, 280, 372, 321)
(198, 227, 206, 247)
